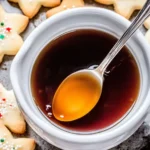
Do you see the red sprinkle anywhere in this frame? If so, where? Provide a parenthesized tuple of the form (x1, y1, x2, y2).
(10, 104, 12, 107)
(5, 27, 12, 32)
(2, 98, 6, 101)
(0, 113, 2, 118)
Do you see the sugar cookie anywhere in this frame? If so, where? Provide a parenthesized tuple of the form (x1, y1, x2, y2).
(0, 5, 29, 63)
(95, 0, 146, 19)
(46, 0, 84, 18)
(0, 83, 26, 134)
(8, 0, 61, 18)
(144, 18, 150, 44)
(94, 0, 150, 44)
(0, 122, 35, 150)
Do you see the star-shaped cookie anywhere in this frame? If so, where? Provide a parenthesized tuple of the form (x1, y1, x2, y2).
(0, 5, 29, 63)
(94, 0, 150, 44)
(95, 0, 146, 19)
(145, 17, 150, 44)
(0, 122, 35, 150)
(0, 83, 26, 134)
(46, 0, 84, 18)
(9, 0, 61, 18)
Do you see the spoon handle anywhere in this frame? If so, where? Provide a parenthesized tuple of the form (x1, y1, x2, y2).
(97, 0, 150, 74)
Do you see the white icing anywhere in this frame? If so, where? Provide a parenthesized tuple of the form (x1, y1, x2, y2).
(0, 98, 17, 118)
(0, 137, 22, 150)
(0, 19, 12, 45)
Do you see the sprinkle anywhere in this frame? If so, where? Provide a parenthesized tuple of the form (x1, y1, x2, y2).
(2, 98, 6, 101)
(0, 138, 4, 143)
(0, 22, 4, 26)
(5, 27, 12, 32)
(0, 98, 17, 116)
(0, 137, 22, 150)
(0, 113, 2, 118)
(0, 34, 5, 40)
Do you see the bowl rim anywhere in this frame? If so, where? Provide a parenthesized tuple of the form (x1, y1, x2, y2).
(10, 7, 150, 143)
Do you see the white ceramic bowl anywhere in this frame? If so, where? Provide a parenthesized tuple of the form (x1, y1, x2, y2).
(10, 8, 150, 150)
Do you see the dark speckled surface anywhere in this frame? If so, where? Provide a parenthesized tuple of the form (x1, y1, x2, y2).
(0, 0, 150, 149)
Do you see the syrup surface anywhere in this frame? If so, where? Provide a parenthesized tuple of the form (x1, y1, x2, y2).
(31, 29, 140, 132)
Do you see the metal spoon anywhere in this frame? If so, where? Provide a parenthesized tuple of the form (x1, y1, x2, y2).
(52, 0, 150, 122)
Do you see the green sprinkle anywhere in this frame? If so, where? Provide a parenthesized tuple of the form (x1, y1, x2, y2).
(0, 34, 5, 39)
(0, 22, 4, 26)
(0, 138, 5, 142)
(13, 147, 15, 150)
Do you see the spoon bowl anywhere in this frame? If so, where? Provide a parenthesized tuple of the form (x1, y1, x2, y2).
(53, 69, 102, 122)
